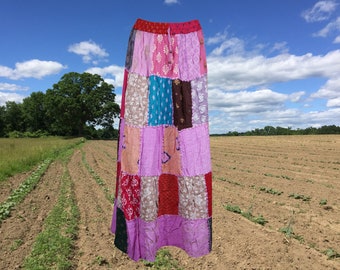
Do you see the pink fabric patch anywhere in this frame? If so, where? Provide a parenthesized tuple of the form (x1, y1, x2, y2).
(151, 34, 179, 79)
(121, 125, 141, 175)
(139, 127, 163, 176)
(130, 31, 154, 77)
(179, 124, 211, 176)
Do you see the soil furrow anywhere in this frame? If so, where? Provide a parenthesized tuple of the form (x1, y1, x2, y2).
(0, 161, 63, 269)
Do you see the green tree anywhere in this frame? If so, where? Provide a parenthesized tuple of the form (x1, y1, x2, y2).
(0, 105, 6, 136)
(45, 72, 120, 136)
(4, 101, 25, 133)
(22, 91, 48, 132)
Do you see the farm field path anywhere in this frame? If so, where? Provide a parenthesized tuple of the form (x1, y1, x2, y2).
(0, 136, 339, 269)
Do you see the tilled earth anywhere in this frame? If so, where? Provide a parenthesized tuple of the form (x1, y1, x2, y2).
(0, 136, 339, 269)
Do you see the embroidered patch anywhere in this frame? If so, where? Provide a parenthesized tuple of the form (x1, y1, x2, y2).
(140, 176, 159, 221)
(191, 75, 208, 125)
(178, 175, 208, 219)
(125, 73, 149, 127)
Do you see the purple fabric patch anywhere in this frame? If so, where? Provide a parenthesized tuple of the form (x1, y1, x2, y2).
(126, 219, 141, 261)
(139, 127, 163, 176)
(130, 31, 154, 77)
(125, 216, 211, 261)
(182, 218, 211, 257)
(111, 199, 118, 233)
(177, 32, 201, 81)
(179, 124, 211, 176)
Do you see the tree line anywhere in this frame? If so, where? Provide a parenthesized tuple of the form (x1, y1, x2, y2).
(216, 125, 340, 136)
(0, 72, 120, 139)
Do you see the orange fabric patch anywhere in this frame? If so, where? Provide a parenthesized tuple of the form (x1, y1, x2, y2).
(162, 126, 181, 175)
(121, 125, 140, 174)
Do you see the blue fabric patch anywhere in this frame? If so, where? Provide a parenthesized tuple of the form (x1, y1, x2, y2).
(148, 75, 173, 126)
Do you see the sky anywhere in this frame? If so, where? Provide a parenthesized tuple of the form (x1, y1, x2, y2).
(1, 0, 340, 134)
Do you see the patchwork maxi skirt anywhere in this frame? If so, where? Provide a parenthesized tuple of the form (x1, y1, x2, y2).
(111, 18, 212, 262)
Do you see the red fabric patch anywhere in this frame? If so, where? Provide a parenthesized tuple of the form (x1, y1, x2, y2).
(120, 173, 141, 220)
(205, 172, 212, 217)
(158, 174, 179, 216)
(115, 162, 121, 198)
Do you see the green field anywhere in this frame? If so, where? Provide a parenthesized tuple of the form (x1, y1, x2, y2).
(0, 137, 84, 181)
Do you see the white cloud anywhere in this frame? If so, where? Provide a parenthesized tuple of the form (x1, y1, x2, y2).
(334, 35, 340, 43)
(205, 31, 340, 133)
(0, 92, 25, 106)
(85, 65, 124, 87)
(68, 40, 109, 64)
(311, 77, 340, 107)
(327, 97, 340, 107)
(164, 0, 179, 5)
(207, 50, 340, 91)
(209, 88, 288, 114)
(313, 16, 340, 37)
(0, 59, 66, 80)
(0, 83, 29, 91)
(210, 37, 245, 56)
(302, 0, 338, 23)
(207, 31, 228, 45)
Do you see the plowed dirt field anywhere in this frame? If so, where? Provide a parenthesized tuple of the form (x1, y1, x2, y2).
(1, 136, 339, 269)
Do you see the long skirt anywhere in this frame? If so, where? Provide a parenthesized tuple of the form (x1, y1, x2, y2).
(111, 18, 212, 262)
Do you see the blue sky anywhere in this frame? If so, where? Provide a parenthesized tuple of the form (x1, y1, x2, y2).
(1, 0, 340, 134)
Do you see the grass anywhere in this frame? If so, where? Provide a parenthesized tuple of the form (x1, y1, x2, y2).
(24, 147, 80, 270)
(0, 137, 84, 181)
(143, 249, 183, 269)
(0, 158, 52, 224)
(288, 193, 311, 202)
(323, 248, 340, 260)
(279, 211, 304, 243)
(224, 204, 268, 226)
(259, 186, 283, 195)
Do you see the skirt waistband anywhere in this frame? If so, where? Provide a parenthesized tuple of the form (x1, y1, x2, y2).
(133, 18, 201, 34)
